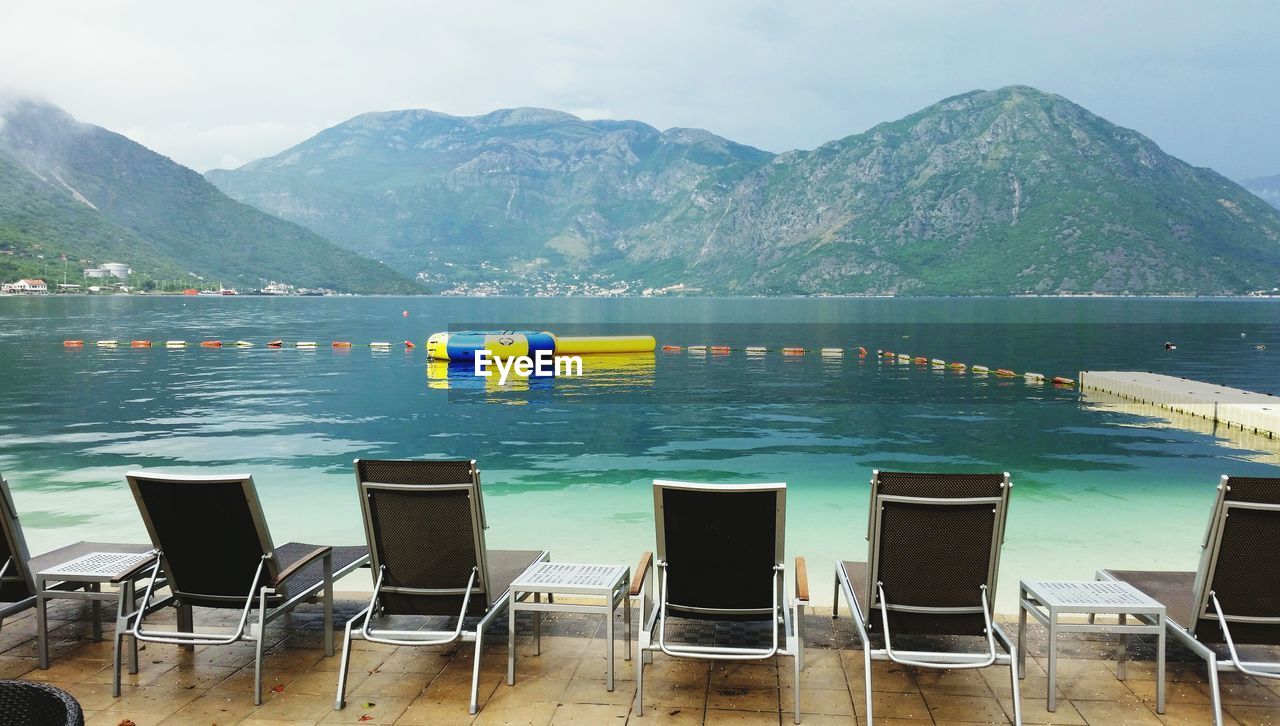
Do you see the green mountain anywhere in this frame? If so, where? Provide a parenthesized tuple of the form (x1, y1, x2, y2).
(206, 109, 774, 292)
(207, 87, 1280, 295)
(1243, 174, 1280, 210)
(0, 100, 420, 293)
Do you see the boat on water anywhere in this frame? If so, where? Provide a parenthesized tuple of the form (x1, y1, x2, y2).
(197, 285, 239, 296)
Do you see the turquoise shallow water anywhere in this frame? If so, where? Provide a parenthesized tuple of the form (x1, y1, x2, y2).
(1, 295, 1278, 610)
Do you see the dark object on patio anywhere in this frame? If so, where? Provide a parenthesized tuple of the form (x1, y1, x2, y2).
(0, 680, 84, 726)
(335, 459, 548, 716)
(834, 470, 1021, 725)
(633, 480, 808, 723)
(1100, 475, 1280, 726)
(124, 471, 369, 705)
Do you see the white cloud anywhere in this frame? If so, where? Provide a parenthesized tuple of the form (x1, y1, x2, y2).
(0, 0, 1277, 178)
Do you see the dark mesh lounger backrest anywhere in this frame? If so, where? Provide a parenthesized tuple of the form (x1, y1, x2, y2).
(126, 472, 278, 608)
(1191, 476, 1280, 645)
(655, 481, 784, 616)
(0, 476, 35, 603)
(354, 459, 491, 616)
(868, 471, 1009, 636)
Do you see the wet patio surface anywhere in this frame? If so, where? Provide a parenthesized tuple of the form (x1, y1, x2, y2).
(7, 596, 1280, 725)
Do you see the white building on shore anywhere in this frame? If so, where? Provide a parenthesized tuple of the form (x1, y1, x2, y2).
(2, 279, 48, 294)
(84, 262, 131, 279)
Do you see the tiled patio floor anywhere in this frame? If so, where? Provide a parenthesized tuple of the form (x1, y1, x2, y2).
(8, 596, 1280, 725)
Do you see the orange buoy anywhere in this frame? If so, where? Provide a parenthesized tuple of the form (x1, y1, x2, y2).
(882, 351, 895, 357)
(995, 368, 1016, 377)
(403, 340, 415, 349)
(661, 345, 682, 352)
(63, 340, 85, 348)
(332, 341, 352, 349)
(1053, 376, 1076, 386)
(200, 340, 223, 348)
(131, 340, 152, 348)
(782, 347, 805, 355)
(710, 345, 731, 354)
(267, 340, 283, 348)
(913, 356, 928, 364)
(858, 347, 868, 357)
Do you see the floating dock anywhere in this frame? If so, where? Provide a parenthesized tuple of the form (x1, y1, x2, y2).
(1079, 371, 1280, 439)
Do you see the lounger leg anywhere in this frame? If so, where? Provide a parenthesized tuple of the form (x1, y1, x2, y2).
(469, 627, 484, 715)
(1008, 644, 1023, 726)
(334, 611, 360, 710)
(1207, 654, 1223, 726)
(797, 602, 806, 671)
(126, 580, 139, 674)
(862, 645, 873, 725)
(177, 601, 194, 651)
(793, 649, 802, 724)
(254, 589, 268, 706)
(323, 552, 334, 657)
(635, 643, 645, 716)
(623, 586, 631, 662)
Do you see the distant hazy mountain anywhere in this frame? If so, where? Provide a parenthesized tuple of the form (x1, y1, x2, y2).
(208, 86, 1280, 295)
(0, 100, 419, 293)
(1243, 174, 1280, 210)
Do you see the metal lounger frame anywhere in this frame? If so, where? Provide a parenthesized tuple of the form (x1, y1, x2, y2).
(336, 460, 548, 716)
(1099, 475, 1280, 726)
(0, 475, 35, 625)
(125, 471, 362, 705)
(635, 480, 808, 724)
(834, 470, 1021, 726)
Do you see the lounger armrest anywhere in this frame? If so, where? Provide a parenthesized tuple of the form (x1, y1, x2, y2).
(273, 546, 332, 587)
(630, 552, 653, 597)
(794, 557, 809, 603)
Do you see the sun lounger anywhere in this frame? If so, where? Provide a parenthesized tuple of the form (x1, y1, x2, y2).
(124, 471, 369, 704)
(335, 459, 548, 715)
(633, 480, 809, 723)
(834, 470, 1021, 725)
(1099, 475, 1280, 726)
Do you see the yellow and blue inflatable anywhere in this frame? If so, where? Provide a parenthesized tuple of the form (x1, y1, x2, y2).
(426, 331, 655, 361)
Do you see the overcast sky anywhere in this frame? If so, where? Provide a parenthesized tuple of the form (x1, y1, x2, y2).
(2, 1, 1277, 179)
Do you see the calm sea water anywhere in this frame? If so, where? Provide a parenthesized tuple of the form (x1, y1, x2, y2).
(1, 295, 1278, 609)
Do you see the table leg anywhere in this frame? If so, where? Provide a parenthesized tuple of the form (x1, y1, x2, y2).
(177, 602, 194, 651)
(1047, 614, 1058, 712)
(112, 582, 129, 697)
(90, 582, 103, 641)
(508, 591, 517, 686)
(533, 592, 541, 656)
(606, 600, 615, 692)
(1017, 590, 1028, 679)
(1156, 613, 1166, 714)
(1117, 613, 1128, 680)
(36, 578, 49, 669)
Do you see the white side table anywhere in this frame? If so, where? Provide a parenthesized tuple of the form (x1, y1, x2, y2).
(508, 562, 631, 691)
(1018, 579, 1165, 713)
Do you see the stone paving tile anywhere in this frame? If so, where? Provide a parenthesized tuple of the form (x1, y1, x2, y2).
(5, 602, 1280, 724)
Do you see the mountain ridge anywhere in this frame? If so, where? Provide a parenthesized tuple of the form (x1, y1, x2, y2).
(206, 86, 1280, 295)
(0, 100, 421, 293)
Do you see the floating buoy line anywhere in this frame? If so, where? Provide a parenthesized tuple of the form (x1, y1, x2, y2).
(65, 339, 416, 350)
(61, 336, 1078, 387)
(657, 343, 1077, 388)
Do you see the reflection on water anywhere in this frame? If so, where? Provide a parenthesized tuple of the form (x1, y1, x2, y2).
(0, 295, 1278, 607)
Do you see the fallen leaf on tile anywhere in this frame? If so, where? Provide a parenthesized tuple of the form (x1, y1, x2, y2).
(271, 684, 285, 693)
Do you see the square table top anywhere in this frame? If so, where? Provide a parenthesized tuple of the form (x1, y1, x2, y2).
(1021, 579, 1165, 615)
